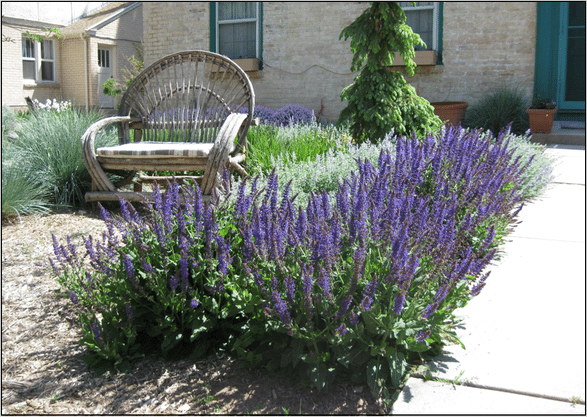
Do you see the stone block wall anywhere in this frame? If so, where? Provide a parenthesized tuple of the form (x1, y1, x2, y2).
(143, 1, 538, 121)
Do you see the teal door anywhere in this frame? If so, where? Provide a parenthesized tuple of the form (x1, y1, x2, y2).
(535, 2, 586, 120)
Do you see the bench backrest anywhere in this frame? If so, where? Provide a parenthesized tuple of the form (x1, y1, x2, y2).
(118, 50, 255, 152)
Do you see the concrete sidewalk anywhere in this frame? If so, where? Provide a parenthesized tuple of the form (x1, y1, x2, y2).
(392, 145, 586, 414)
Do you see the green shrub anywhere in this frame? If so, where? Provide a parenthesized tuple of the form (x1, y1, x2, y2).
(338, 2, 443, 142)
(462, 86, 530, 135)
(5, 107, 117, 208)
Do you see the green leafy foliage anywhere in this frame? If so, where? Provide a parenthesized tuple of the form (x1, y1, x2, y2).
(338, 2, 442, 142)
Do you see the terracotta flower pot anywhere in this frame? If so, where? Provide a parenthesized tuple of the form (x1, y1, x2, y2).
(526, 108, 557, 133)
(430, 101, 468, 126)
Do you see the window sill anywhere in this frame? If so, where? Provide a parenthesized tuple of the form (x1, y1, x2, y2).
(233, 58, 259, 72)
(389, 50, 437, 67)
(23, 81, 61, 88)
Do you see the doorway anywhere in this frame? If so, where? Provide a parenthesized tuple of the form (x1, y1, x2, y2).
(98, 46, 115, 109)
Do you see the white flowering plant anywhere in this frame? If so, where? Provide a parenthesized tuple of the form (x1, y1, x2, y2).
(33, 98, 72, 113)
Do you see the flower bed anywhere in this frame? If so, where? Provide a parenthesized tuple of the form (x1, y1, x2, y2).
(50, 124, 546, 407)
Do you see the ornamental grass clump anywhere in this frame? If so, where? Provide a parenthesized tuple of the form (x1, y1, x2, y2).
(52, 125, 532, 406)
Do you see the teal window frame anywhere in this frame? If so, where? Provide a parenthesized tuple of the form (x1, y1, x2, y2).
(209, 2, 263, 67)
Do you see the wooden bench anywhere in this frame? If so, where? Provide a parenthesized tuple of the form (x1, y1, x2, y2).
(82, 50, 256, 202)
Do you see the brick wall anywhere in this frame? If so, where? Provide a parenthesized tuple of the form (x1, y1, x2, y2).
(1, 23, 62, 108)
(60, 37, 87, 108)
(143, 2, 210, 65)
(142, 1, 537, 121)
(407, 2, 537, 107)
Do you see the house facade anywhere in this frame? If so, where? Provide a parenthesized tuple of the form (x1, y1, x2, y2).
(142, 1, 585, 123)
(1, 2, 143, 112)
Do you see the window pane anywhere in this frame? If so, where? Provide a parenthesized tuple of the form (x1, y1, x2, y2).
(98, 49, 110, 67)
(41, 40, 54, 60)
(23, 60, 36, 80)
(219, 22, 256, 59)
(41, 61, 54, 81)
(22, 39, 35, 58)
(569, 2, 585, 27)
(565, 28, 586, 102)
(218, 2, 256, 20)
(405, 9, 433, 49)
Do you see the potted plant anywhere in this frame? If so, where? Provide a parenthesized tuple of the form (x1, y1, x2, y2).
(526, 96, 557, 133)
(430, 101, 469, 126)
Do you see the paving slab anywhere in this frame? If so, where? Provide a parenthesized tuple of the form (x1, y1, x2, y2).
(545, 145, 586, 185)
(391, 378, 586, 415)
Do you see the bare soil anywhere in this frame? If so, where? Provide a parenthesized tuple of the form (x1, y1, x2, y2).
(2, 210, 382, 414)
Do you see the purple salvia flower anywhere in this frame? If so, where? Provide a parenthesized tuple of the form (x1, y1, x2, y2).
(235, 177, 249, 219)
(52, 234, 64, 263)
(416, 330, 432, 343)
(284, 276, 295, 304)
(393, 293, 405, 315)
(335, 294, 353, 320)
(190, 298, 200, 308)
(296, 206, 307, 243)
(317, 265, 332, 301)
(49, 257, 59, 275)
(335, 323, 348, 337)
(68, 291, 79, 305)
(361, 274, 378, 311)
(421, 303, 438, 319)
(90, 321, 104, 346)
(122, 254, 138, 288)
(118, 197, 132, 222)
(272, 289, 292, 328)
(471, 271, 490, 297)
(215, 234, 231, 276)
(169, 273, 179, 291)
(349, 310, 360, 326)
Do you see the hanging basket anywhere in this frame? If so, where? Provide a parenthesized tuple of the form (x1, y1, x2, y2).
(526, 108, 557, 133)
(430, 101, 468, 126)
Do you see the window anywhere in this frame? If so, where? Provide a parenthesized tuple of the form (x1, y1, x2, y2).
(21, 38, 56, 82)
(98, 48, 110, 68)
(399, 2, 440, 51)
(212, 2, 261, 60)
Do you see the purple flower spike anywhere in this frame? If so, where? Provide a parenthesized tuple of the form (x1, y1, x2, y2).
(272, 289, 292, 328)
(416, 330, 432, 343)
(90, 321, 104, 346)
(393, 293, 405, 315)
(68, 291, 79, 305)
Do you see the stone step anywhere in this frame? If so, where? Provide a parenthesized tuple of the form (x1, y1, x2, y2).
(531, 121, 585, 146)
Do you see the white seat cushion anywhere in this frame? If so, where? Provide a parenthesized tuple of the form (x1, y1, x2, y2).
(96, 142, 215, 158)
